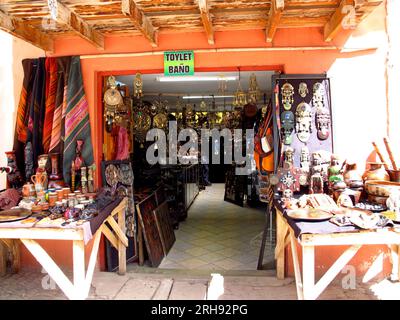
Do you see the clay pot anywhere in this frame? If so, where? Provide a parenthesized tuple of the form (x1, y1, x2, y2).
(363, 162, 390, 182)
(387, 170, 400, 182)
(22, 182, 35, 198)
(364, 180, 400, 197)
(344, 163, 362, 183)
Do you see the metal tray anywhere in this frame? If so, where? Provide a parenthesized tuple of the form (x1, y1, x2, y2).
(287, 208, 333, 222)
(0, 208, 32, 223)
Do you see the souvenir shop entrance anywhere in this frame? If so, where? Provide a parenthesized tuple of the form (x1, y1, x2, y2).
(100, 69, 277, 271)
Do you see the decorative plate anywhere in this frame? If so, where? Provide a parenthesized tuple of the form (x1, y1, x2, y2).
(133, 111, 151, 131)
(0, 208, 32, 223)
(105, 164, 119, 187)
(287, 208, 333, 221)
(119, 164, 134, 185)
(104, 88, 123, 106)
(153, 113, 168, 129)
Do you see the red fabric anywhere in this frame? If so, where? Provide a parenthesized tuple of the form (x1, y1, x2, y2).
(43, 58, 58, 153)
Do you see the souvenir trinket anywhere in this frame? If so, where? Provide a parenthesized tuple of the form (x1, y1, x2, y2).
(24, 142, 34, 180)
(386, 189, 400, 216)
(310, 152, 325, 194)
(105, 164, 119, 187)
(362, 162, 390, 182)
(104, 76, 124, 133)
(312, 82, 326, 109)
(328, 154, 346, 191)
(281, 111, 295, 145)
(4, 151, 23, 188)
(35, 154, 49, 190)
(22, 182, 35, 199)
(31, 172, 46, 194)
(133, 103, 151, 147)
(300, 146, 310, 173)
(295, 102, 312, 143)
(298, 82, 309, 98)
(281, 83, 294, 111)
(81, 167, 88, 194)
(283, 147, 294, 167)
(344, 162, 363, 189)
(248, 73, 261, 104)
(87, 164, 95, 193)
(316, 106, 331, 140)
(133, 73, 143, 99)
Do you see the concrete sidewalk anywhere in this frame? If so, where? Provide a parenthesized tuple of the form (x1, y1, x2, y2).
(1, 267, 398, 300)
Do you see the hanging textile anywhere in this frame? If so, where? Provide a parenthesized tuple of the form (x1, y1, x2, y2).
(42, 57, 58, 153)
(62, 56, 94, 185)
(26, 57, 46, 172)
(13, 59, 35, 178)
(49, 57, 71, 164)
(115, 126, 130, 160)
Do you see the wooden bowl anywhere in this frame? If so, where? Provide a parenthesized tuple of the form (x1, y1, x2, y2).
(387, 170, 400, 183)
(365, 180, 400, 197)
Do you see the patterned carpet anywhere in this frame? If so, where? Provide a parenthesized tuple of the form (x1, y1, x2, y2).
(159, 183, 275, 270)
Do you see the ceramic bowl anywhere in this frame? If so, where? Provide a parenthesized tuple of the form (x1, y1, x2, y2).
(365, 180, 400, 197)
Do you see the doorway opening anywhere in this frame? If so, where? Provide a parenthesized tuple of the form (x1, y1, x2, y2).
(102, 69, 277, 272)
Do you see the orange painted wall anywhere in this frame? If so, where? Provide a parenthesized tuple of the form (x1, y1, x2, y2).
(19, 4, 392, 279)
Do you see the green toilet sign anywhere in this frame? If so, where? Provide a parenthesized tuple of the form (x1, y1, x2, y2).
(164, 50, 194, 76)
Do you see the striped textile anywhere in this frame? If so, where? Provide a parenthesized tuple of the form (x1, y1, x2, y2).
(62, 56, 94, 185)
(27, 58, 46, 170)
(42, 58, 57, 153)
(49, 57, 71, 156)
(13, 59, 34, 178)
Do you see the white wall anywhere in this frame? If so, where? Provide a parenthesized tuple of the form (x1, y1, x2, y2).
(328, 4, 389, 169)
(0, 31, 44, 189)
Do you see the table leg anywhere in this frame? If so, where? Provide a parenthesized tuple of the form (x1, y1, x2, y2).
(390, 245, 400, 281)
(118, 206, 126, 275)
(275, 211, 288, 279)
(73, 240, 86, 299)
(302, 245, 315, 300)
(11, 240, 20, 273)
(290, 231, 303, 300)
(0, 241, 6, 276)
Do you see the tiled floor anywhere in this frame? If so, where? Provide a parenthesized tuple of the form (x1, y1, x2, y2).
(159, 183, 275, 271)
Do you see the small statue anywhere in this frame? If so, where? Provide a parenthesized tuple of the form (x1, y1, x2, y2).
(73, 140, 85, 190)
(81, 167, 88, 194)
(328, 154, 346, 192)
(87, 164, 95, 193)
(281, 83, 294, 111)
(71, 161, 76, 192)
(284, 147, 294, 167)
(310, 152, 324, 194)
(24, 142, 34, 180)
(300, 146, 310, 173)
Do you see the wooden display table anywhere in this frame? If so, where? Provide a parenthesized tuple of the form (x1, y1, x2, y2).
(0, 197, 129, 300)
(275, 206, 400, 300)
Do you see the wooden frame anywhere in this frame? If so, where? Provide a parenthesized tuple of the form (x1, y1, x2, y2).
(153, 201, 175, 256)
(136, 193, 164, 267)
(101, 160, 138, 270)
(0, 198, 128, 300)
(275, 207, 400, 300)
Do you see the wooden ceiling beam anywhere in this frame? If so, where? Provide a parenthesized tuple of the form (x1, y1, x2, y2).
(198, 0, 214, 45)
(121, 0, 158, 47)
(55, 1, 104, 50)
(324, 0, 355, 42)
(0, 10, 53, 51)
(266, 0, 285, 42)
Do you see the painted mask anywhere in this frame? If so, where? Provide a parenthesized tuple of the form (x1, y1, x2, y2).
(300, 146, 310, 172)
(316, 106, 331, 140)
(281, 83, 294, 111)
(295, 102, 312, 142)
(282, 189, 293, 200)
(312, 82, 325, 109)
(298, 82, 309, 98)
(281, 111, 295, 145)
